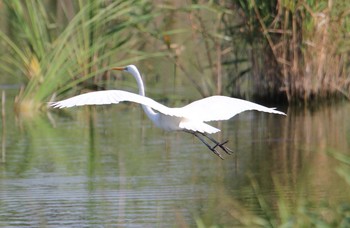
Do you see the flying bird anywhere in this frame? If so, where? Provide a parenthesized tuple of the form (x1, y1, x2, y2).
(50, 65, 285, 159)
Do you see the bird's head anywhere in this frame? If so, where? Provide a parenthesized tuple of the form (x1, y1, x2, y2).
(112, 65, 137, 74)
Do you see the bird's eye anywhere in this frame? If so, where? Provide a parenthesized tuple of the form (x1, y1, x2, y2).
(124, 67, 129, 71)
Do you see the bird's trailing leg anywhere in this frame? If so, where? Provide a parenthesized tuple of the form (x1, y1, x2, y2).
(198, 132, 233, 155)
(185, 130, 233, 159)
(192, 132, 224, 159)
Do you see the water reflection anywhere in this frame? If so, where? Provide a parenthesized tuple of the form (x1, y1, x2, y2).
(0, 101, 349, 226)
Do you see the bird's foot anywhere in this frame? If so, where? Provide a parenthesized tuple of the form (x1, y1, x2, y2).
(212, 140, 233, 155)
(188, 130, 233, 159)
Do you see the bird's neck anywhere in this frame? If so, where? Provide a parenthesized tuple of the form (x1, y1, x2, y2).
(134, 71, 159, 122)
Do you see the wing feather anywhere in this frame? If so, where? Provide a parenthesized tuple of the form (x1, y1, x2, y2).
(50, 90, 183, 117)
(180, 96, 285, 121)
(50, 92, 285, 122)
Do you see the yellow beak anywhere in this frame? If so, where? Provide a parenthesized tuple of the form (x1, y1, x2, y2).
(112, 67, 125, 71)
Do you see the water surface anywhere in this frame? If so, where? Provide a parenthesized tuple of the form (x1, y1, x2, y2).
(0, 90, 349, 227)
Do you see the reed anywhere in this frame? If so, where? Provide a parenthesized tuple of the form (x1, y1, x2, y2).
(223, 0, 350, 103)
(0, 0, 159, 114)
(196, 151, 350, 227)
(1, 90, 5, 163)
(2, 0, 350, 113)
(155, 1, 232, 97)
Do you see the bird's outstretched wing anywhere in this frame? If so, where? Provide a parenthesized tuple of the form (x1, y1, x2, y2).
(50, 91, 285, 121)
(179, 96, 286, 122)
(50, 90, 183, 115)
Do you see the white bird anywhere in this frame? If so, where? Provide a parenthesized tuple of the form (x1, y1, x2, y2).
(50, 65, 286, 159)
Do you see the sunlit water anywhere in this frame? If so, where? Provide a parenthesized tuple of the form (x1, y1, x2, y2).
(0, 90, 350, 227)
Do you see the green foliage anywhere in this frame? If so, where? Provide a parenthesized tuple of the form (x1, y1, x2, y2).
(223, 0, 350, 103)
(0, 0, 159, 113)
(2, 0, 350, 111)
(152, 1, 234, 97)
(226, 151, 350, 227)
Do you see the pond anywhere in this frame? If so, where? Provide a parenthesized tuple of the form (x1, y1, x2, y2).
(0, 88, 349, 227)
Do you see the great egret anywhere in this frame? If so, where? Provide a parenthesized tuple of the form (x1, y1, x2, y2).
(50, 65, 285, 159)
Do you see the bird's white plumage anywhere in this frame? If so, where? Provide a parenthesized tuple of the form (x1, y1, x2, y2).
(180, 95, 285, 121)
(50, 90, 284, 122)
(50, 65, 286, 135)
(50, 90, 172, 113)
(50, 64, 287, 158)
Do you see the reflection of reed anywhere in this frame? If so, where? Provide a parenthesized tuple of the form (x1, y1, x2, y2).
(276, 105, 350, 199)
(88, 107, 96, 176)
(1, 90, 5, 163)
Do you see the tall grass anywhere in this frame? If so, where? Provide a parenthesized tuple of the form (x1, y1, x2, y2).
(147, 0, 350, 103)
(193, 150, 350, 227)
(223, 0, 350, 103)
(2, 0, 350, 112)
(152, 1, 232, 97)
(185, 103, 350, 227)
(0, 0, 159, 114)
